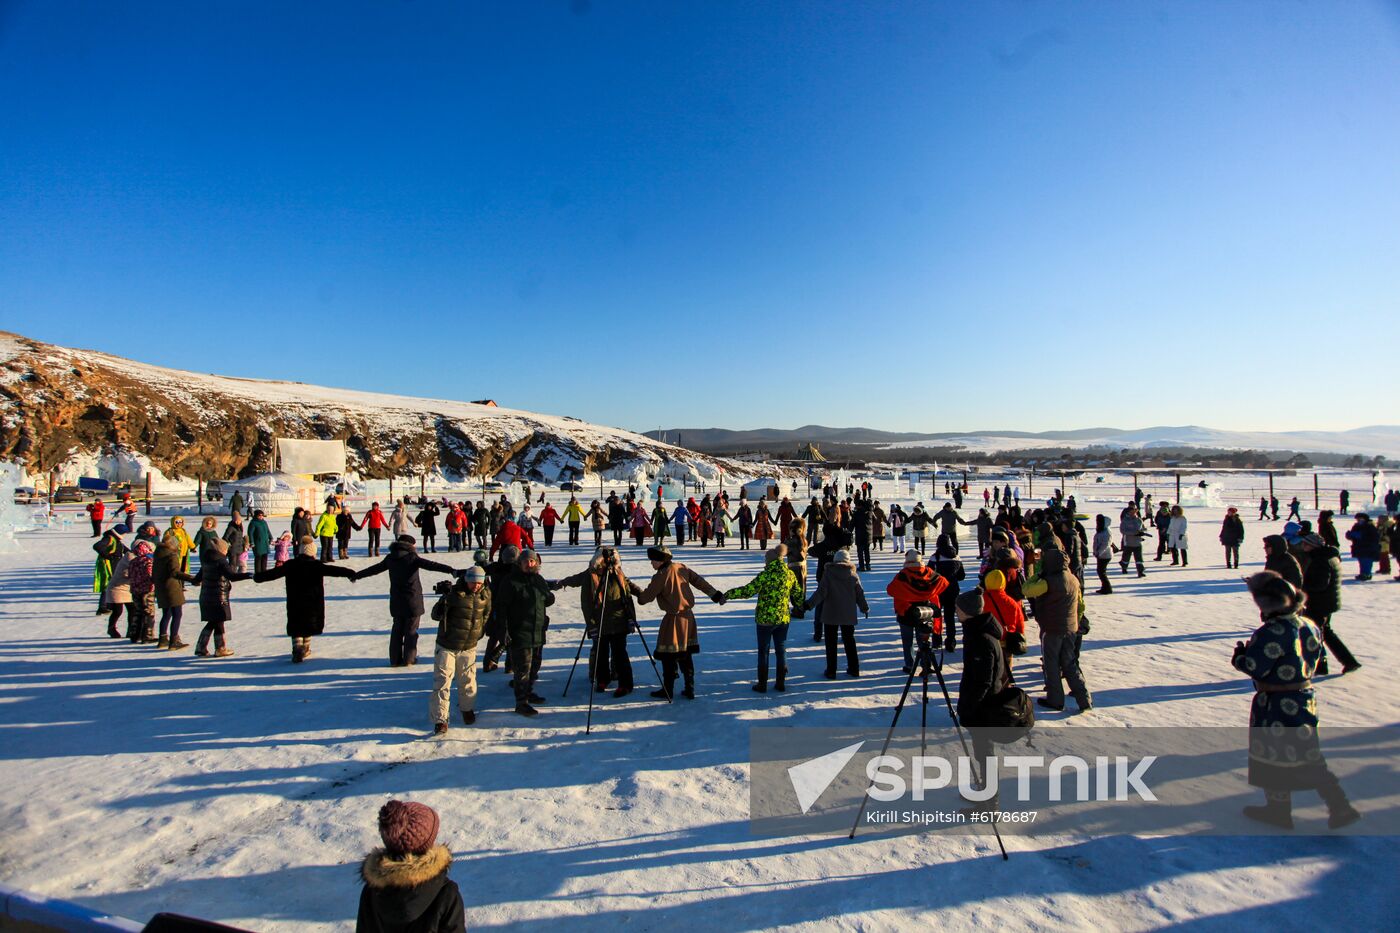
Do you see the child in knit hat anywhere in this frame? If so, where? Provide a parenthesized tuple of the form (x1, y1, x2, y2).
(358, 800, 464, 933)
(274, 531, 294, 567)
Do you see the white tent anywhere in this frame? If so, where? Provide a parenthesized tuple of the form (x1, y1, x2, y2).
(742, 478, 779, 501)
(222, 472, 322, 517)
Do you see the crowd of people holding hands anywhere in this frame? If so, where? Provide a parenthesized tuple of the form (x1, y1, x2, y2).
(83, 480, 1394, 735)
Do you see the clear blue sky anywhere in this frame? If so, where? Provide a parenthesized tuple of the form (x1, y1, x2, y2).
(2, 1, 1398, 434)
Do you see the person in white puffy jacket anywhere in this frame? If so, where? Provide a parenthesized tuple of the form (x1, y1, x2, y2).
(1167, 505, 1190, 566)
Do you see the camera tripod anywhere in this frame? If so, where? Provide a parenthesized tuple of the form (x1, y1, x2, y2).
(849, 620, 1008, 860)
(561, 569, 669, 734)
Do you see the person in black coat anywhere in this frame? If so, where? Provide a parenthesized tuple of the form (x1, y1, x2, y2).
(1300, 535, 1361, 675)
(1263, 534, 1303, 589)
(358, 800, 465, 933)
(190, 538, 251, 657)
(808, 520, 853, 642)
(254, 537, 358, 662)
(955, 588, 1007, 801)
(414, 503, 441, 553)
(357, 535, 455, 666)
(932, 534, 966, 652)
(480, 545, 519, 673)
(607, 497, 628, 547)
(291, 508, 313, 543)
(1219, 507, 1246, 568)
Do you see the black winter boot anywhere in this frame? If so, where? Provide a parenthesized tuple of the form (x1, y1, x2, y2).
(1319, 775, 1361, 829)
(1243, 792, 1294, 830)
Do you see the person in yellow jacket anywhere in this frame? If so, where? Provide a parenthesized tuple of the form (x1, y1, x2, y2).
(168, 516, 195, 574)
(313, 505, 339, 563)
(562, 496, 587, 546)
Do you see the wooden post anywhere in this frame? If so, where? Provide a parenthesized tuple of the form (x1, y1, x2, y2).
(420, 474, 425, 499)
(1268, 471, 1274, 502)
(1313, 472, 1319, 510)
(48, 470, 55, 517)
(197, 477, 204, 515)
(1028, 468, 1034, 499)
(1175, 472, 1181, 504)
(389, 475, 394, 502)
(145, 472, 152, 515)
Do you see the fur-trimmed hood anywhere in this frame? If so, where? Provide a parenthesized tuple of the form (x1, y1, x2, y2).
(361, 844, 452, 890)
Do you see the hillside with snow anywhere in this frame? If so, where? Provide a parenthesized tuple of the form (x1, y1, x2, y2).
(0, 332, 762, 489)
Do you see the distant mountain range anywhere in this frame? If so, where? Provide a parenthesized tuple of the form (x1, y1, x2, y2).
(644, 425, 1400, 460)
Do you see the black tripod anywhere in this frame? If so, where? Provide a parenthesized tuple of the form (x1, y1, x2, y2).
(561, 570, 670, 734)
(849, 617, 1008, 860)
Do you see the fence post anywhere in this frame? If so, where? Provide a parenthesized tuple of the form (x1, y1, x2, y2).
(1175, 472, 1181, 503)
(145, 472, 152, 516)
(197, 477, 204, 515)
(1314, 472, 1319, 510)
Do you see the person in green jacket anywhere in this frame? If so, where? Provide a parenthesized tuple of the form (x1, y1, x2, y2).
(650, 501, 670, 546)
(247, 509, 273, 574)
(191, 517, 221, 566)
(723, 548, 802, 693)
(499, 549, 554, 716)
(313, 504, 339, 563)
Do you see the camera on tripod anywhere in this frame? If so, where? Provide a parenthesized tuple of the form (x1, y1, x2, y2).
(432, 579, 453, 596)
(902, 604, 939, 634)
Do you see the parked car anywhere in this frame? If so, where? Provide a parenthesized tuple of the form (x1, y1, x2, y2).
(12, 486, 44, 503)
(560, 481, 583, 492)
(482, 481, 507, 493)
(205, 481, 224, 501)
(52, 486, 84, 504)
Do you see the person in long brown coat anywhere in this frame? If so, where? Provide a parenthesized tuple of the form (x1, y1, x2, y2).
(630, 546, 722, 700)
(153, 532, 196, 649)
(753, 502, 776, 551)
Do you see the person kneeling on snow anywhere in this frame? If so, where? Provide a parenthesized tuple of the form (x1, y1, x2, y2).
(430, 566, 491, 732)
(358, 800, 465, 933)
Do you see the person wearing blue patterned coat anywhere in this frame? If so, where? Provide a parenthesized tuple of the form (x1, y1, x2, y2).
(1231, 571, 1359, 830)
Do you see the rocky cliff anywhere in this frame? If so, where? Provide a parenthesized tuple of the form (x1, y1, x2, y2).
(0, 332, 762, 488)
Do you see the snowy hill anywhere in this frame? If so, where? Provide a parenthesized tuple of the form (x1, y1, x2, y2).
(0, 332, 760, 488)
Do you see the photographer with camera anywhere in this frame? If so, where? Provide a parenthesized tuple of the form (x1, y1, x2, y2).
(429, 566, 491, 732)
(886, 549, 950, 674)
(552, 548, 639, 698)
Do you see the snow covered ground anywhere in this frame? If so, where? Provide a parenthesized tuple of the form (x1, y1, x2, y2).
(1, 490, 1398, 930)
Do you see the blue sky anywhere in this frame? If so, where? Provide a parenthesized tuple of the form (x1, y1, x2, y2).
(2, 1, 1398, 434)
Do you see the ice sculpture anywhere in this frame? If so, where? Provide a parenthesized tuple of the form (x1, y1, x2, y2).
(1181, 481, 1226, 509)
(0, 462, 37, 553)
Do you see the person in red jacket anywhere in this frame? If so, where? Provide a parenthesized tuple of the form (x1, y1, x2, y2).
(538, 503, 560, 548)
(490, 519, 525, 559)
(444, 504, 466, 552)
(361, 502, 389, 557)
(886, 549, 949, 674)
(85, 499, 106, 537)
(982, 568, 1026, 681)
(776, 497, 797, 542)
